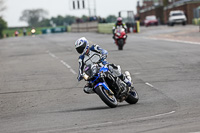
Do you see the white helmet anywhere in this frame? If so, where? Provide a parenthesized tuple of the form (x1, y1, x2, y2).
(75, 37, 89, 54)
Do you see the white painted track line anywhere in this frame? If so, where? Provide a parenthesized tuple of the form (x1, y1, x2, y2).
(37, 111, 175, 133)
(145, 82, 154, 88)
(46, 51, 77, 75)
(143, 37, 200, 45)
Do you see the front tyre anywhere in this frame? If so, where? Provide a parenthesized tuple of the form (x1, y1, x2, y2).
(125, 87, 139, 104)
(118, 39, 124, 50)
(96, 86, 118, 108)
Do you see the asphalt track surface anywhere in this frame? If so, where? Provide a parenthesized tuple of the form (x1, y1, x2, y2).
(1, 26, 200, 133)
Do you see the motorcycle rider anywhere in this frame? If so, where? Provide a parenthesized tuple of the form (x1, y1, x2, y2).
(75, 37, 131, 94)
(112, 17, 127, 40)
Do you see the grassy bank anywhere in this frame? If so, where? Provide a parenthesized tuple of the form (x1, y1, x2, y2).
(98, 23, 114, 34)
(3, 26, 69, 38)
(3, 27, 44, 37)
(2, 23, 114, 38)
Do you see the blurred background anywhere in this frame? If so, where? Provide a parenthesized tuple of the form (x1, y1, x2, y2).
(0, 0, 200, 38)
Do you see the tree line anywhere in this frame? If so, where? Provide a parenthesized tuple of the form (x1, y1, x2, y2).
(0, 6, 118, 38)
(19, 9, 117, 27)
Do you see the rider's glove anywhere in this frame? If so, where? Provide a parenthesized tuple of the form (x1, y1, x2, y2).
(101, 60, 108, 65)
(100, 54, 108, 65)
(77, 75, 83, 81)
(101, 54, 107, 60)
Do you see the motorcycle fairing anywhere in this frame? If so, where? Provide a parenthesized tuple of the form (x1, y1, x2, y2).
(99, 66, 109, 73)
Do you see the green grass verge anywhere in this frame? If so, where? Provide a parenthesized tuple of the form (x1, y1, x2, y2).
(3, 26, 68, 38)
(3, 24, 114, 38)
(98, 23, 114, 34)
(3, 27, 44, 37)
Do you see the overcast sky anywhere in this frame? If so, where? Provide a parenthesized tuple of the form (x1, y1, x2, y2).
(2, 0, 140, 27)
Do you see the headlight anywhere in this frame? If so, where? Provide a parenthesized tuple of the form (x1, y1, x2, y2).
(83, 64, 98, 80)
(83, 73, 89, 80)
(117, 32, 121, 36)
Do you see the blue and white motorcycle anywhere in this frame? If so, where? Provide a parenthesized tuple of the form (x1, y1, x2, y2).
(82, 63, 139, 108)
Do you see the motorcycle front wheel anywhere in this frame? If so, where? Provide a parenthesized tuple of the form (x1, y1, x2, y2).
(117, 39, 124, 50)
(125, 88, 139, 104)
(95, 86, 118, 108)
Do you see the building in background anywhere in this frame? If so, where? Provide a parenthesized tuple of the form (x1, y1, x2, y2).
(164, 0, 200, 24)
(137, 0, 200, 24)
(137, 0, 164, 25)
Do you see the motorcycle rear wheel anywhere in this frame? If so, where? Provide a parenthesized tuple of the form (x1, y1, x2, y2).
(125, 88, 139, 104)
(96, 86, 118, 108)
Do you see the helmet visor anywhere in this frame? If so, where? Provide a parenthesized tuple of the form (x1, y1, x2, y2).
(118, 20, 122, 24)
(76, 42, 86, 54)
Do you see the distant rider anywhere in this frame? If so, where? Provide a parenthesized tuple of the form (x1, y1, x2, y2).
(112, 17, 127, 40)
(75, 37, 131, 94)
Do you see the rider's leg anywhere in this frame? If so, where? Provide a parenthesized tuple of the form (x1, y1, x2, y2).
(112, 34, 116, 44)
(118, 74, 131, 87)
(108, 64, 132, 87)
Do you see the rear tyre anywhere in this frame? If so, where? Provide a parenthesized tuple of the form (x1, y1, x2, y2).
(96, 86, 118, 108)
(125, 88, 139, 104)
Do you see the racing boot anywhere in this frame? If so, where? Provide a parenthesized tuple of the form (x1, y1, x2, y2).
(118, 73, 131, 87)
(109, 63, 132, 87)
(112, 35, 116, 44)
(83, 83, 94, 94)
(125, 71, 132, 83)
